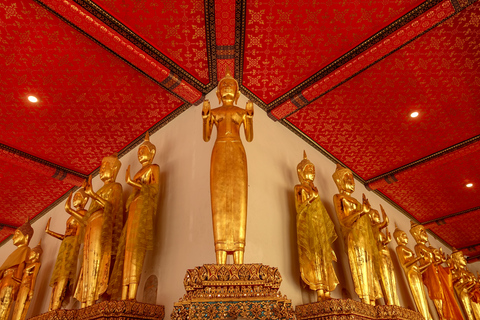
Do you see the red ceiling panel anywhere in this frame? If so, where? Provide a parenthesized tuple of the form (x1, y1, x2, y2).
(428, 209, 480, 251)
(215, 0, 235, 80)
(242, 0, 424, 104)
(287, 2, 480, 179)
(270, 0, 455, 119)
(379, 149, 480, 222)
(0, 0, 183, 174)
(0, 162, 73, 226)
(92, 0, 210, 84)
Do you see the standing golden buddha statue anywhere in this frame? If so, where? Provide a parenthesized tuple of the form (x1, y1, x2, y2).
(450, 250, 476, 320)
(431, 247, 463, 320)
(394, 226, 433, 320)
(295, 152, 338, 301)
(109, 133, 160, 300)
(202, 70, 253, 265)
(46, 190, 88, 310)
(369, 205, 399, 306)
(410, 222, 446, 319)
(332, 164, 382, 305)
(0, 221, 34, 320)
(470, 272, 480, 320)
(68, 154, 124, 307)
(11, 241, 42, 320)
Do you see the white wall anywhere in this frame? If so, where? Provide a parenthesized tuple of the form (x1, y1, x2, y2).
(1, 89, 479, 319)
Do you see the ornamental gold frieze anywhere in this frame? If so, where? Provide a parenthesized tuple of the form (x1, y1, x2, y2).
(295, 299, 424, 320)
(173, 264, 295, 319)
(172, 300, 295, 320)
(29, 300, 164, 320)
(180, 264, 283, 301)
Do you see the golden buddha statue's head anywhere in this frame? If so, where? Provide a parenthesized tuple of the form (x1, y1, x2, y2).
(409, 220, 427, 244)
(332, 163, 354, 194)
(29, 240, 43, 262)
(138, 132, 156, 165)
(73, 189, 88, 210)
(370, 209, 381, 223)
(13, 219, 34, 246)
(393, 224, 408, 245)
(100, 153, 122, 183)
(297, 151, 315, 184)
(451, 249, 467, 267)
(217, 68, 240, 105)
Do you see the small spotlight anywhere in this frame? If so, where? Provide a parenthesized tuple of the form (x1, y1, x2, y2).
(410, 112, 419, 118)
(28, 96, 38, 103)
(466, 183, 473, 188)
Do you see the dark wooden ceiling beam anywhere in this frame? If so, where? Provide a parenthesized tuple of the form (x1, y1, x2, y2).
(458, 243, 480, 251)
(0, 223, 19, 230)
(467, 254, 480, 262)
(365, 135, 480, 189)
(421, 206, 480, 226)
(0, 143, 87, 185)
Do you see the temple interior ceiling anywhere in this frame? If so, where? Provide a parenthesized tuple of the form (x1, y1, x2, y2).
(0, 0, 479, 260)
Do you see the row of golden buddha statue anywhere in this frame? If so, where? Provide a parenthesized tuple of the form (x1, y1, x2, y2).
(0, 222, 42, 320)
(295, 151, 480, 320)
(0, 132, 159, 320)
(1, 71, 479, 320)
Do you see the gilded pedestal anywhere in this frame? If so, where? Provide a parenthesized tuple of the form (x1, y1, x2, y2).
(295, 299, 423, 320)
(172, 264, 295, 319)
(29, 300, 164, 320)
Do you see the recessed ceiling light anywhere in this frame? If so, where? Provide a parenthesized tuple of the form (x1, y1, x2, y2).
(466, 183, 473, 188)
(410, 112, 419, 118)
(28, 96, 38, 103)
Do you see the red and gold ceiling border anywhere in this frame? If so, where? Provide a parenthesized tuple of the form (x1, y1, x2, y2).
(215, 0, 236, 81)
(227, 0, 476, 117)
(33, 0, 207, 104)
(234, 0, 446, 112)
(47, 0, 218, 94)
(267, 0, 473, 120)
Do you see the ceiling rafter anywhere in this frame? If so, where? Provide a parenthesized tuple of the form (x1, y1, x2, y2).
(0, 223, 20, 230)
(422, 206, 480, 227)
(34, 0, 204, 104)
(267, 0, 479, 120)
(0, 143, 87, 185)
(365, 135, 480, 190)
(60, 0, 218, 93)
(253, 0, 457, 116)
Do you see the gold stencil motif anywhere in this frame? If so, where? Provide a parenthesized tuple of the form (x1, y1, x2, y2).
(296, 299, 424, 320)
(28, 300, 164, 320)
(172, 264, 294, 320)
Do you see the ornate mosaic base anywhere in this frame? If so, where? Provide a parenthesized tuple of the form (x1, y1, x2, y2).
(172, 264, 295, 319)
(296, 299, 424, 320)
(29, 300, 164, 320)
(172, 300, 294, 320)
